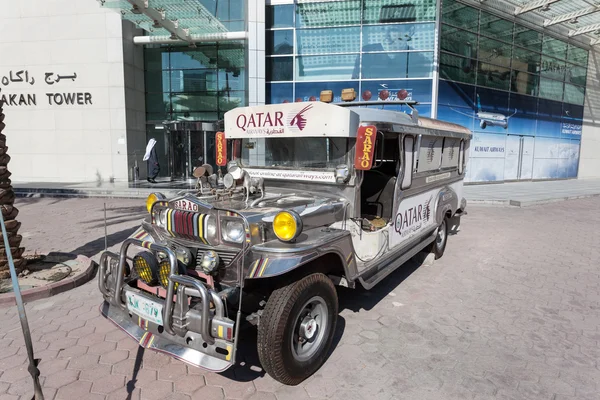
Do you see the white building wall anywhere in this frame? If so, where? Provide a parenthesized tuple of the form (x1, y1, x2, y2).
(0, 0, 130, 183)
(580, 49, 600, 179)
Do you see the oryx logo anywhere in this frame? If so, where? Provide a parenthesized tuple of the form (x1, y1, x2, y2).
(288, 104, 313, 132)
(427, 139, 438, 163)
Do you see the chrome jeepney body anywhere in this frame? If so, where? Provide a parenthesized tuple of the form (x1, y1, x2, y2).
(98, 101, 471, 380)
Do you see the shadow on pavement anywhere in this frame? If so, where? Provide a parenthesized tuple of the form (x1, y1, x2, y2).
(69, 226, 138, 257)
(126, 346, 145, 400)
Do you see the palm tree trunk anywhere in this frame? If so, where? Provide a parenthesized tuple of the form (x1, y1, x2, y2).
(0, 99, 25, 279)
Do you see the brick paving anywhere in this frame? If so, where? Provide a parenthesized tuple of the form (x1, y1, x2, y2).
(1, 197, 599, 399)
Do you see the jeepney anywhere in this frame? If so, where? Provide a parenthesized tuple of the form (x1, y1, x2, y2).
(98, 93, 471, 385)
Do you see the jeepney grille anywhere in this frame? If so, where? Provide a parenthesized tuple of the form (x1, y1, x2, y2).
(159, 209, 211, 243)
(196, 248, 238, 269)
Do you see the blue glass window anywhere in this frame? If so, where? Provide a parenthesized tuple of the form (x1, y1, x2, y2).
(477, 62, 510, 91)
(408, 52, 433, 78)
(568, 44, 588, 67)
(563, 84, 584, 105)
(440, 25, 477, 58)
(566, 64, 586, 86)
(479, 11, 513, 43)
(360, 79, 433, 103)
(266, 83, 293, 104)
(267, 57, 293, 82)
(170, 48, 218, 69)
(296, 27, 361, 55)
(266, 5, 294, 29)
(478, 36, 512, 69)
(295, 55, 356, 81)
(440, 53, 476, 84)
(542, 36, 568, 60)
(361, 52, 407, 79)
(267, 30, 294, 55)
(512, 47, 540, 74)
(541, 56, 566, 81)
(145, 70, 170, 93)
(362, 23, 435, 52)
(514, 29, 542, 53)
(510, 71, 539, 96)
(442, 0, 479, 31)
(169, 70, 218, 92)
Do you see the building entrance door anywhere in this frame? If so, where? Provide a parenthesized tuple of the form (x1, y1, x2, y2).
(165, 121, 218, 181)
(504, 135, 534, 181)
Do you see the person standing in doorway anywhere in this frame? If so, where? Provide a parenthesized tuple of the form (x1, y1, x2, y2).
(144, 138, 160, 183)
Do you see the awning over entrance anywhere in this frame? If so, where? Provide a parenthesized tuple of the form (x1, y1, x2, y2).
(97, 0, 247, 44)
(478, 0, 600, 46)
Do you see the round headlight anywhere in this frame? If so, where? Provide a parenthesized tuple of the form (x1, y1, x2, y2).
(273, 211, 303, 242)
(146, 193, 165, 213)
(222, 220, 245, 243)
(158, 209, 168, 227)
(223, 173, 235, 189)
(133, 251, 159, 285)
(158, 259, 179, 290)
(200, 250, 220, 275)
(206, 215, 217, 239)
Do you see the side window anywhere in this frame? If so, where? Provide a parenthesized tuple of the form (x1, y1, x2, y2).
(402, 135, 415, 189)
(458, 140, 465, 175)
(441, 138, 460, 169)
(416, 135, 443, 173)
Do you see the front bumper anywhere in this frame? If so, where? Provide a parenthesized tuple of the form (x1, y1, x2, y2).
(98, 238, 238, 372)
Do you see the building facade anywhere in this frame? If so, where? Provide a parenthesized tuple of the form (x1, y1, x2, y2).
(1, 0, 600, 183)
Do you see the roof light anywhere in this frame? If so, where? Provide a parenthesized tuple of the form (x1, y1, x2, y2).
(341, 88, 356, 102)
(320, 90, 333, 103)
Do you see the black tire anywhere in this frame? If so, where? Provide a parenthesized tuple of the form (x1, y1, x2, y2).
(432, 217, 449, 259)
(257, 273, 338, 385)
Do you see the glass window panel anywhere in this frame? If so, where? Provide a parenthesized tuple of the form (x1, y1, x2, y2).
(440, 52, 476, 84)
(145, 70, 170, 93)
(169, 70, 218, 92)
(510, 71, 538, 96)
(296, 0, 361, 28)
(171, 93, 219, 112)
(541, 56, 566, 81)
(296, 81, 359, 103)
(408, 52, 433, 78)
(296, 27, 360, 54)
(267, 30, 294, 55)
(146, 93, 171, 114)
(542, 36, 567, 60)
(266, 5, 294, 28)
(296, 54, 357, 81)
(563, 84, 585, 105)
(224, 20, 245, 31)
(267, 57, 293, 81)
(145, 48, 169, 71)
(441, 0, 479, 31)
(218, 69, 245, 91)
(539, 78, 564, 101)
(568, 44, 588, 67)
(512, 47, 540, 74)
(360, 52, 408, 79)
(216, 0, 245, 21)
(478, 37, 511, 68)
(566, 64, 586, 86)
(266, 83, 293, 104)
(479, 11, 513, 43)
(147, 112, 170, 122)
(362, 23, 435, 51)
(441, 25, 477, 58)
(219, 91, 245, 112)
(514, 27, 542, 52)
(217, 43, 245, 69)
(477, 62, 510, 91)
(363, 0, 437, 24)
(170, 48, 218, 69)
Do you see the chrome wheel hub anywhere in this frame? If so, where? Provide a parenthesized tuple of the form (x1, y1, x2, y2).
(436, 221, 446, 248)
(291, 296, 328, 362)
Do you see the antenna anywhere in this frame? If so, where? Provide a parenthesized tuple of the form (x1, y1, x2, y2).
(104, 203, 108, 251)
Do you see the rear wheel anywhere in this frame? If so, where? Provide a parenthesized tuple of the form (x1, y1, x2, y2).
(257, 273, 338, 385)
(432, 217, 448, 259)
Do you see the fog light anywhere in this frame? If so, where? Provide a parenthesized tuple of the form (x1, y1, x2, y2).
(200, 250, 220, 275)
(158, 259, 179, 290)
(273, 211, 303, 242)
(133, 252, 158, 285)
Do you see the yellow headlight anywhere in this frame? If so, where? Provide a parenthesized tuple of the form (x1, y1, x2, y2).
(158, 259, 178, 290)
(146, 193, 159, 213)
(273, 211, 302, 242)
(133, 252, 158, 285)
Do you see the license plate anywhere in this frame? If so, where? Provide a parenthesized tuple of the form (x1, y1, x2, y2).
(126, 292, 164, 326)
(172, 199, 200, 212)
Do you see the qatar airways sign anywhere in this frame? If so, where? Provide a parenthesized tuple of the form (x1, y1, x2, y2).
(224, 102, 359, 139)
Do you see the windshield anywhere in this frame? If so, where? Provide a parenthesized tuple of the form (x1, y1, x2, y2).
(234, 137, 350, 169)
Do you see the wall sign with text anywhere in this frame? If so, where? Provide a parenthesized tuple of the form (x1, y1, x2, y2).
(0, 69, 93, 107)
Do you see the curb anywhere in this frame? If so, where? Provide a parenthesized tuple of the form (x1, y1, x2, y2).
(0, 254, 97, 307)
(469, 193, 600, 207)
(14, 188, 182, 200)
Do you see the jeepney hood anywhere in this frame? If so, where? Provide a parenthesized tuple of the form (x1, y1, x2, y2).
(147, 185, 349, 245)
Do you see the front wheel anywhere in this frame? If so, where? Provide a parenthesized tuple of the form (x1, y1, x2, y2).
(257, 273, 338, 385)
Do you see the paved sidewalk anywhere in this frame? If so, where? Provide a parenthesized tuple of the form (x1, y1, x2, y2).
(1, 197, 599, 399)
(465, 178, 600, 207)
